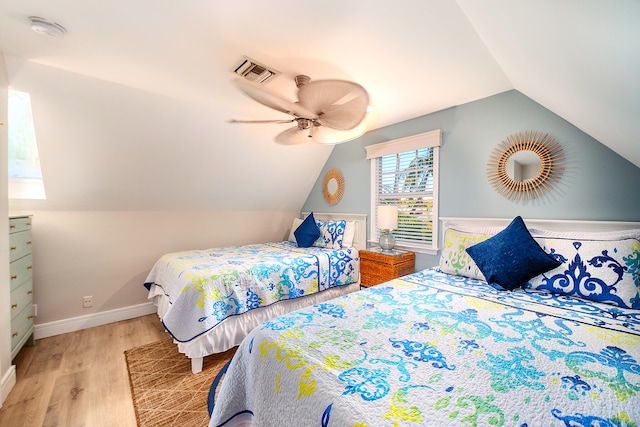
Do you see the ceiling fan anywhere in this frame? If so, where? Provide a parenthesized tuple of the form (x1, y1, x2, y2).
(230, 75, 370, 145)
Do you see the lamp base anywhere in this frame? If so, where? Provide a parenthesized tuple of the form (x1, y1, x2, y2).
(379, 229, 396, 251)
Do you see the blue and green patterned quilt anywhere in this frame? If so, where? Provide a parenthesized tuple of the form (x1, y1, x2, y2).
(209, 268, 640, 426)
(144, 241, 359, 343)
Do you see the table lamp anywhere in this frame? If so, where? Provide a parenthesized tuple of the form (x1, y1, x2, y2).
(377, 205, 398, 251)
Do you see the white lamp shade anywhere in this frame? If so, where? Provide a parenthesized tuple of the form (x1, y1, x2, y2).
(377, 205, 398, 230)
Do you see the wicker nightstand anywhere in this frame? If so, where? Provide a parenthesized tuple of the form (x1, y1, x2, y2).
(359, 248, 415, 288)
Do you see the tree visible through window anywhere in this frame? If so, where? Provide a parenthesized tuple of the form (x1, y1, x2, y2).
(377, 148, 435, 247)
(366, 130, 441, 253)
(8, 89, 46, 199)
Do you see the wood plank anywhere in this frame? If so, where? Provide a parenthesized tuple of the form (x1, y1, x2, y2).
(0, 371, 55, 427)
(0, 314, 164, 427)
(43, 371, 89, 427)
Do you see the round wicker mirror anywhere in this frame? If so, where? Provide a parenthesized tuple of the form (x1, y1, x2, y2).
(322, 168, 345, 205)
(487, 131, 564, 201)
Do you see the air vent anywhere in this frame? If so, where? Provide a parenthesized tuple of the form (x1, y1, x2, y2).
(232, 56, 279, 84)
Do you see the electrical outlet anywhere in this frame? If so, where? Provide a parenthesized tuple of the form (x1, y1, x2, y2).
(33, 304, 37, 316)
(83, 296, 93, 308)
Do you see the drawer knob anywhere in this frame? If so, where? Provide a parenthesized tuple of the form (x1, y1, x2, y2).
(28, 290, 33, 295)
(27, 266, 32, 270)
(10, 225, 15, 229)
(28, 315, 34, 320)
(11, 275, 17, 280)
(10, 246, 16, 251)
(12, 332, 18, 337)
(27, 241, 32, 245)
(11, 303, 17, 309)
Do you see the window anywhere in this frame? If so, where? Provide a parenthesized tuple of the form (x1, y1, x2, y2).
(8, 89, 46, 199)
(366, 130, 441, 254)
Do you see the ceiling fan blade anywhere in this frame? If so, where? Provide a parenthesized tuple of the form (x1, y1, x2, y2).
(316, 95, 370, 130)
(310, 121, 368, 145)
(229, 119, 295, 124)
(274, 126, 311, 145)
(234, 79, 316, 119)
(298, 80, 369, 130)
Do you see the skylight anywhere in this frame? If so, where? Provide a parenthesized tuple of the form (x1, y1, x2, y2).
(8, 89, 46, 199)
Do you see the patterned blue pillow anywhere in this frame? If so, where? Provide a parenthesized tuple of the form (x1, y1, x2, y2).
(314, 220, 347, 249)
(466, 216, 561, 290)
(294, 213, 321, 248)
(527, 236, 640, 309)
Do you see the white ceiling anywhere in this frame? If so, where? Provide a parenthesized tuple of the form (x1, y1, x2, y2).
(0, 0, 638, 210)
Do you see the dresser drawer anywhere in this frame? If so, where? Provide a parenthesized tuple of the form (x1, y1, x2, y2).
(10, 254, 33, 292)
(11, 304, 34, 354)
(9, 216, 32, 234)
(10, 278, 33, 321)
(9, 229, 32, 262)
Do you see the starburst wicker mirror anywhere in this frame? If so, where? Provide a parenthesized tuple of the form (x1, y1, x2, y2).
(487, 131, 564, 201)
(322, 168, 345, 205)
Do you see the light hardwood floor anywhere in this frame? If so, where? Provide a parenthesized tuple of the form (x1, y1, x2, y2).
(0, 314, 167, 427)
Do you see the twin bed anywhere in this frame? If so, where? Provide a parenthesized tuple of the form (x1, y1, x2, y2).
(144, 212, 367, 373)
(207, 216, 640, 426)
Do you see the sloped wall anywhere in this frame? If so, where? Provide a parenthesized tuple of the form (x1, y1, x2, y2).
(302, 90, 640, 270)
(4, 55, 332, 331)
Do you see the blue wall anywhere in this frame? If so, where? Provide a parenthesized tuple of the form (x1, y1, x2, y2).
(302, 90, 640, 270)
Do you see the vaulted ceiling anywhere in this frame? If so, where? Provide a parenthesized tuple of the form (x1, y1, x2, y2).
(0, 0, 638, 210)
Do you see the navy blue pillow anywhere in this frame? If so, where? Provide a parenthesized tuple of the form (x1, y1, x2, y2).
(465, 216, 561, 290)
(294, 212, 321, 248)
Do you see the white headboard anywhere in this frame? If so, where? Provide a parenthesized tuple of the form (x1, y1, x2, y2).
(302, 212, 368, 250)
(441, 217, 640, 232)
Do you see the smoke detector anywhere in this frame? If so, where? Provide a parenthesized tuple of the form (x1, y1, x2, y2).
(232, 56, 279, 84)
(30, 16, 66, 38)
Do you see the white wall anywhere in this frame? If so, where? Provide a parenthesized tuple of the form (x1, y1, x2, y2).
(0, 54, 13, 406)
(1, 54, 329, 343)
(5, 56, 331, 213)
(5, 210, 298, 329)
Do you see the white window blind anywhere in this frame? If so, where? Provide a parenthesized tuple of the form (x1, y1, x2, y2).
(367, 130, 441, 253)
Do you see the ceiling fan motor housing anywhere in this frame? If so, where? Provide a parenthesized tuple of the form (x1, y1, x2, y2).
(296, 118, 312, 130)
(294, 75, 310, 87)
(232, 71, 370, 144)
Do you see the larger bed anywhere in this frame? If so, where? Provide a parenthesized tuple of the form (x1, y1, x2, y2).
(144, 212, 367, 373)
(209, 217, 640, 426)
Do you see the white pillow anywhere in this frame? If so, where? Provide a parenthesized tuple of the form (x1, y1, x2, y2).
(288, 217, 304, 242)
(342, 221, 356, 248)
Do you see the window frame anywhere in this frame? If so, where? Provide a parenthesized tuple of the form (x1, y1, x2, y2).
(366, 130, 441, 255)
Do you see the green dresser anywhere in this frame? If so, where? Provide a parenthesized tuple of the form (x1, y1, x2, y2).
(9, 215, 34, 360)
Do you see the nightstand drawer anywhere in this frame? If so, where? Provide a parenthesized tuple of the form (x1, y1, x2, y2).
(359, 249, 415, 287)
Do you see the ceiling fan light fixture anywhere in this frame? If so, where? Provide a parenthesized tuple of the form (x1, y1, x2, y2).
(231, 73, 370, 145)
(296, 118, 312, 131)
(29, 16, 66, 38)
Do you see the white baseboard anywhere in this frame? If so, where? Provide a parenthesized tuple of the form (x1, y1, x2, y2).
(1, 365, 16, 408)
(34, 302, 157, 340)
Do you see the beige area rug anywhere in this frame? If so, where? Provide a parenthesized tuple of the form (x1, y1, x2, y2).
(125, 337, 236, 427)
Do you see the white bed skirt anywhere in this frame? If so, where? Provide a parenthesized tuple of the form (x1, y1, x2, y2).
(148, 282, 360, 358)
